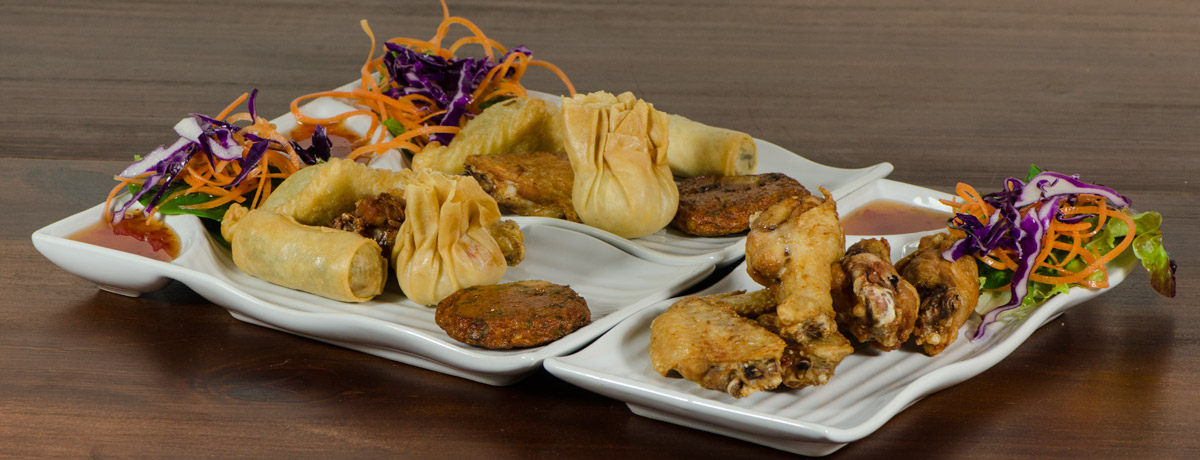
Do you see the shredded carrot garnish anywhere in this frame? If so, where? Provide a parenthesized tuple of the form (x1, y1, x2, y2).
(948, 181, 1136, 295)
(289, 0, 575, 161)
(104, 92, 305, 223)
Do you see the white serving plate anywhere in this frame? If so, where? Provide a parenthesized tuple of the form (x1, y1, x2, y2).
(32, 203, 713, 386)
(543, 182, 1137, 456)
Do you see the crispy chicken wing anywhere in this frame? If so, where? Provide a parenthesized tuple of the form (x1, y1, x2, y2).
(700, 288, 778, 317)
(744, 189, 853, 388)
(463, 152, 579, 222)
(894, 232, 980, 356)
(650, 295, 786, 398)
(830, 238, 920, 351)
(754, 312, 851, 389)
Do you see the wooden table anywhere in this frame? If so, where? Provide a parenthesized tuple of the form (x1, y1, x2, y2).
(4, 1, 1197, 458)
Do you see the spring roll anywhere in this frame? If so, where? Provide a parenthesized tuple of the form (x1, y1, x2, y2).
(223, 207, 387, 302)
(666, 114, 757, 177)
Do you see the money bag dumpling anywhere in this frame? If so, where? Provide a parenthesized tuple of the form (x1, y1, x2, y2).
(393, 170, 509, 305)
(561, 91, 678, 238)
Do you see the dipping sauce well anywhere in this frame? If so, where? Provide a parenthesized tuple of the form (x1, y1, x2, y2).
(289, 122, 368, 159)
(68, 212, 181, 262)
(842, 200, 952, 235)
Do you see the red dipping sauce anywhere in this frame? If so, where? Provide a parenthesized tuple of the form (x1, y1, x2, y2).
(68, 212, 181, 262)
(841, 200, 952, 235)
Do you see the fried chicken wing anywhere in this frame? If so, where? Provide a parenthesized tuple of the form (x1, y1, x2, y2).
(755, 312, 852, 388)
(463, 151, 579, 222)
(702, 288, 778, 317)
(744, 189, 853, 388)
(650, 295, 786, 398)
(830, 238, 920, 351)
(894, 232, 980, 356)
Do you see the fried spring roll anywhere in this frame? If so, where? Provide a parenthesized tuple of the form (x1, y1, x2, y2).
(225, 207, 387, 302)
(666, 114, 757, 177)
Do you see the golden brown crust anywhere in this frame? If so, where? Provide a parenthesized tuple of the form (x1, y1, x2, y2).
(435, 280, 590, 349)
(464, 152, 579, 222)
(650, 295, 785, 398)
(671, 173, 810, 236)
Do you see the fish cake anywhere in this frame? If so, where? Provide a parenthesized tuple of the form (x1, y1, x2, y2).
(435, 280, 590, 349)
(671, 173, 810, 236)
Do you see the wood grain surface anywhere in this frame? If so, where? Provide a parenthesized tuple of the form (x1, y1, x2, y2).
(3, 1, 1197, 458)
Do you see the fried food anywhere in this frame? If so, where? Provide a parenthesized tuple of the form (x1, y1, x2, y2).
(672, 173, 809, 236)
(830, 238, 920, 351)
(665, 113, 757, 177)
(486, 219, 525, 266)
(435, 280, 590, 349)
(394, 171, 516, 306)
(258, 158, 415, 226)
(561, 91, 678, 239)
(463, 151, 579, 222)
(894, 232, 981, 356)
(411, 97, 565, 174)
(650, 295, 785, 398)
(328, 191, 406, 258)
(700, 288, 778, 317)
(222, 205, 388, 303)
(754, 312, 851, 389)
(220, 159, 414, 303)
(745, 189, 853, 388)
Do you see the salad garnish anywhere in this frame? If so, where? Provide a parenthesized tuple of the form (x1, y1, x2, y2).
(288, 0, 575, 161)
(105, 90, 330, 224)
(943, 165, 1176, 340)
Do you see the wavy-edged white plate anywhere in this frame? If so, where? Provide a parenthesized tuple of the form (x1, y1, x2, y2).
(543, 182, 1137, 456)
(32, 203, 714, 386)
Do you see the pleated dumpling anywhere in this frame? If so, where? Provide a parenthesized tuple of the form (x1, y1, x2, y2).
(561, 91, 678, 239)
(393, 170, 508, 305)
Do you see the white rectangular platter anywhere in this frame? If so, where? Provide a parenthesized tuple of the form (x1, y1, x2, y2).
(543, 180, 1136, 456)
(31, 84, 894, 387)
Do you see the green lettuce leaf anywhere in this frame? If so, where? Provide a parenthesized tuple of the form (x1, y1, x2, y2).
(129, 183, 230, 221)
(1131, 216, 1176, 297)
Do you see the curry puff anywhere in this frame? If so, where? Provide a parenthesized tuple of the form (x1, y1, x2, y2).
(411, 97, 564, 175)
(221, 158, 522, 305)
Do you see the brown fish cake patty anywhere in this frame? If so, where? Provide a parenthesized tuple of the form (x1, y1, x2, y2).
(435, 280, 590, 349)
(672, 173, 810, 236)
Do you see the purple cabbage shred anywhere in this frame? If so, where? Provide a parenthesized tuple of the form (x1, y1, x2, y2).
(380, 44, 532, 145)
(943, 171, 1132, 340)
(113, 89, 319, 224)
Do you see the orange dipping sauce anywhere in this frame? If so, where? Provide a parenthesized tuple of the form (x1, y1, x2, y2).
(68, 212, 181, 262)
(289, 122, 369, 159)
(842, 200, 952, 235)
